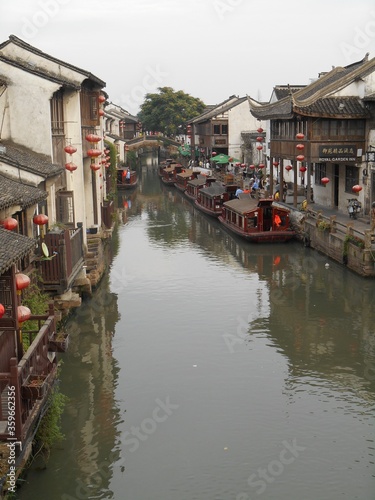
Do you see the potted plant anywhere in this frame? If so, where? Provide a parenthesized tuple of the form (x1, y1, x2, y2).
(21, 374, 47, 400)
(48, 332, 70, 353)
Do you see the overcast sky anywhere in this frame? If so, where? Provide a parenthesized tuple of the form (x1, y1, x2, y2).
(1, 0, 374, 115)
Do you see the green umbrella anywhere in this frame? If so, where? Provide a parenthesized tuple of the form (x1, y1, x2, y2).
(210, 153, 240, 163)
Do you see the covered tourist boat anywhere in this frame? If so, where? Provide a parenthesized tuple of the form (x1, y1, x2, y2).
(158, 158, 182, 178)
(195, 183, 238, 218)
(160, 163, 184, 185)
(218, 195, 295, 243)
(174, 169, 195, 192)
(185, 174, 216, 201)
(117, 168, 138, 189)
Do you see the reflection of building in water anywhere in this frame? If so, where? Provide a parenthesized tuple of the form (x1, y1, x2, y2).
(62, 269, 121, 496)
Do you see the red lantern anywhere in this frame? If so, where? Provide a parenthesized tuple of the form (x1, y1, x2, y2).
(296, 133, 305, 140)
(33, 214, 48, 226)
(296, 155, 305, 162)
(296, 143, 305, 150)
(87, 149, 102, 158)
(241, 163, 246, 167)
(321, 177, 330, 185)
(285, 165, 293, 172)
(98, 95, 106, 103)
(258, 163, 265, 169)
(352, 185, 362, 193)
(2, 217, 18, 230)
(257, 127, 263, 133)
(99, 109, 105, 116)
(249, 164, 255, 169)
(17, 305, 31, 323)
(85, 134, 101, 143)
(256, 136, 264, 142)
(256, 145, 263, 151)
(273, 161, 279, 167)
(15, 273, 31, 292)
(0, 304, 5, 319)
(64, 145, 77, 155)
(299, 166, 307, 173)
(65, 162, 77, 172)
(90, 164, 101, 172)
(212, 152, 217, 157)
(228, 157, 233, 162)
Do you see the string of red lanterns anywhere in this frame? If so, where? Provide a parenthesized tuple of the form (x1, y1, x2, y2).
(64, 143, 78, 174)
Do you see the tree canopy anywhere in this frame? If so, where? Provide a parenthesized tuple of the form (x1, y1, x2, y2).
(138, 87, 206, 137)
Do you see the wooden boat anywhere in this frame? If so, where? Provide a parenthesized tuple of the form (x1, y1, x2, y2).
(174, 169, 195, 192)
(185, 174, 216, 201)
(160, 163, 184, 185)
(218, 195, 295, 243)
(158, 158, 180, 177)
(194, 182, 238, 217)
(117, 168, 138, 189)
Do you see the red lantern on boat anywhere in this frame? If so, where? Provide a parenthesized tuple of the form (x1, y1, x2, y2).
(2, 217, 18, 230)
(85, 134, 101, 143)
(17, 305, 31, 323)
(87, 149, 102, 158)
(0, 304, 5, 319)
(285, 165, 293, 172)
(352, 185, 362, 193)
(33, 214, 48, 226)
(15, 273, 31, 293)
(321, 177, 330, 185)
(64, 145, 77, 155)
(257, 127, 263, 133)
(65, 162, 77, 172)
(296, 155, 305, 162)
(256, 145, 263, 151)
(299, 166, 307, 173)
(296, 132, 305, 140)
(296, 143, 305, 150)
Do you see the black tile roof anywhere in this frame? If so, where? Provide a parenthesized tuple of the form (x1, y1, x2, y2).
(294, 96, 367, 118)
(0, 141, 63, 179)
(0, 228, 36, 274)
(0, 174, 47, 210)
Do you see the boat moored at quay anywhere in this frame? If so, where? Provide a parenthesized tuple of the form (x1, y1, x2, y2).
(219, 195, 295, 243)
(194, 182, 238, 218)
(117, 167, 138, 189)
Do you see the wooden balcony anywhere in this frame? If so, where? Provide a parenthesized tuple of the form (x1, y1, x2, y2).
(0, 308, 58, 442)
(38, 227, 84, 293)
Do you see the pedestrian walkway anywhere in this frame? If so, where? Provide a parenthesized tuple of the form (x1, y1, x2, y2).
(284, 200, 372, 235)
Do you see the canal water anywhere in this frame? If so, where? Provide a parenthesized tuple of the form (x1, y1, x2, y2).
(17, 159, 375, 500)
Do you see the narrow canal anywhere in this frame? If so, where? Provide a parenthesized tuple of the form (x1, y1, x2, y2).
(17, 158, 375, 500)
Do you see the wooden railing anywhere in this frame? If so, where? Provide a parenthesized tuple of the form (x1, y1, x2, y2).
(0, 308, 57, 441)
(39, 227, 84, 293)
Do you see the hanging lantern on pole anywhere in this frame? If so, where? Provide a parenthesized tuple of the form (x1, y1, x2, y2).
(296, 132, 305, 140)
(98, 95, 106, 104)
(285, 165, 293, 172)
(2, 217, 18, 230)
(85, 134, 101, 144)
(87, 149, 102, 158)
(321, 177, 330, 185)
(64, 145, 77, 155)
(33, 214, 48, 226)
(296, 144, 305, 150)
(299, 166, 307, 173)
(17, 305, 31, 323)
(352, 185, 362, 193)
(296, 155, 305, 162)
(256, 145, 263, 151)
(256, 136, 264, 142)
(15, 273, 31, 295)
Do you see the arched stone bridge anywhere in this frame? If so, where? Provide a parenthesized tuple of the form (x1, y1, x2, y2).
(126, 134, 181, 153)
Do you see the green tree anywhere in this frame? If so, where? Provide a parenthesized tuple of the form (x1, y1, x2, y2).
(138, 87, 206, 137)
